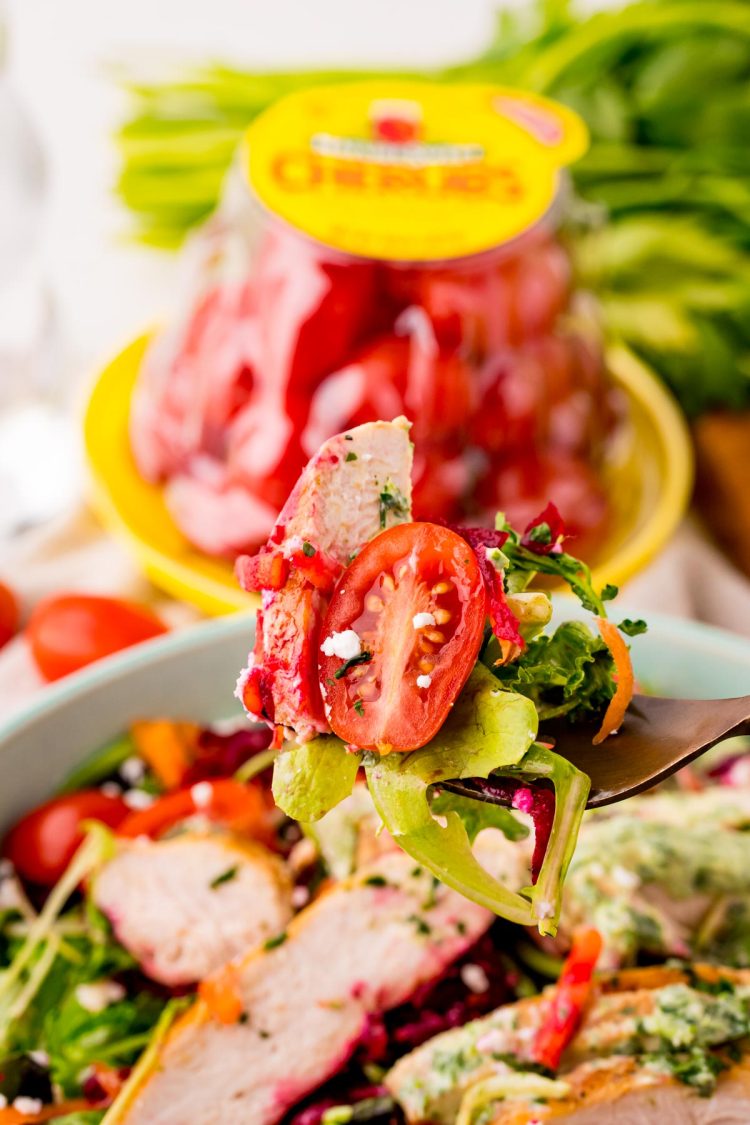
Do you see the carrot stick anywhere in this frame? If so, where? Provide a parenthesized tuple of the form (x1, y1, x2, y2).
(593, 617, 634, 746)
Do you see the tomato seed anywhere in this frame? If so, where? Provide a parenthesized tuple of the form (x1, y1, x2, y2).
(419, 658, 434, 674)
(381, 574, 396, 592)
(366, 595, 384, 612)
(433, 608, 452, 624)
(425, 629, 446, 644)
(431, 581, 451, 595)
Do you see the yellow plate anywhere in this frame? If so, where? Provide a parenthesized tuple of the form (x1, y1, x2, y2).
(83, 333, 693, 615)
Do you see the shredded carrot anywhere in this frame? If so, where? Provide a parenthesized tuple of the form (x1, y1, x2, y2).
(130, 719, 200, 790)
(199, 962, 244, 1024)
(0, 1099, 91, 1123)
(593, 617, 635, 746)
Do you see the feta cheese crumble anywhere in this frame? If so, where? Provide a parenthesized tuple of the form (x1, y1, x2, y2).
(120, 756, 146, 785)
(412, 612, 436, 630)
(321, 629, 361, 660)
(460, 963, 490, 994)
(122, 789, 155, 811)
(13, 1097, 43, 1115)
(416, 674, 432, 689)
(75, 981, 126, 1013)
(191, 782, 214, 809)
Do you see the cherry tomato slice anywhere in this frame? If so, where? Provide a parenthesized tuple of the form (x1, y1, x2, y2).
(319, 523, 485, 753)
(27, 594, 168, 682)
(3, 791, 129, 886)
(0, 580, 19, 650)
(117, 778, 274, 847)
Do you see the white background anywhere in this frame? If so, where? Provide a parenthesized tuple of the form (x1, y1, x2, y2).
(6, 0, 499, 379)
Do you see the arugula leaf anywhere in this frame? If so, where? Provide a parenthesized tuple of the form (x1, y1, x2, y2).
(57, 735, 135, 795)
(499, 527, 608, 616)
(272, 736, 360, 822)
(619, 617, 648, 636)
(490, 621, 616, 723)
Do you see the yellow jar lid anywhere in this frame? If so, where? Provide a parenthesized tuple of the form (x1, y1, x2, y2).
(241, 80, 589, 262)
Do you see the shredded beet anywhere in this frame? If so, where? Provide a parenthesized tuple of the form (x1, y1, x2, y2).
(446, 524, 524, 660)
(520, 501, 567, 556)
(283, 929, 518, 1124)
(468, 776, 555, 883)
(182, 725, 273, 785)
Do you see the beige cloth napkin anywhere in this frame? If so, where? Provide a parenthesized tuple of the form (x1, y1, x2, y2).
(0, 507, 748, 724)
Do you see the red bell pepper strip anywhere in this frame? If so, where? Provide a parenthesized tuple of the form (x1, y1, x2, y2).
(117, 779, 273, 846)
(531, 927, 603, 1072)
(236, 549, 290, 593)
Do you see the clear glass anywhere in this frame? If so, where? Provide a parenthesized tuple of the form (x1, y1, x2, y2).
(0, 8, 77, 540)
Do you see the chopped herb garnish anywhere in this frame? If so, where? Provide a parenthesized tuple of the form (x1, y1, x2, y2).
(334, 651, 372, 679)
(344, 434, 353, 441)
(353, 699, 365, 716)
(422, 875, 441, 910)
(527, 521, 552, 546)
(259, 1029, 271, 1039)
(264, 932, 288, 950)
(455, 920, 467, 935)
(345, 452, 357, 462)
(491, 1052, 555, 1079)
(210, 865, 239, 890)
(379, 481, 409, 529)
(239, 1011, 249, 1024)
(302, 541, 316, 557)
(601, 583, 619, 602)
(619, 618, 648, 637)
(364, 875, 388, 887)
(407, 914, 432, 936)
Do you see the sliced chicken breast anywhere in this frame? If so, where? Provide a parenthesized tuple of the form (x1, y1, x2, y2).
(238, 417, 413, 741)
(491, 1054, 750, 1123)
(271, 416, 413, 566)
(114, 847, 503, 1125)
(387, 964, 750, 1124)
(93, 832, 292, 986)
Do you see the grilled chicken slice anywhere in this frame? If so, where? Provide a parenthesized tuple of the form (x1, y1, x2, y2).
(93, 833, 292, 986)
(387, 964, 750, 1125)
(491, 1054, 750, 1124)
(237, 417, 413, 741)
(557, 787, 750, 969)
(113, 844, 518, 1125)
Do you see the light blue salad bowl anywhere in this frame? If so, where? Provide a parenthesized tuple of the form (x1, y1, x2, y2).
(0, 608, 749, 835)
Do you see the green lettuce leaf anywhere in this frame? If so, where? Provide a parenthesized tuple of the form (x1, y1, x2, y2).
(364, 664, 590, 934)
(365, 665, 543, 927)
(490, 621, 616, 722)
(429, 790, 529, 845)
(272, 736, 360, 822)
(305, 786, 380, 879)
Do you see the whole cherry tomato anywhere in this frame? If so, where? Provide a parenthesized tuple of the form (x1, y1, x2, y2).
(319, 522, 486, 753)
(3, 791, 129, 886)
(0, 580, 19, 650)
(27, 594, 168, 682)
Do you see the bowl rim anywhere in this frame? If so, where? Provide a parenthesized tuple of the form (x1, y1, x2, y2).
(0, 612, 254, 747)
